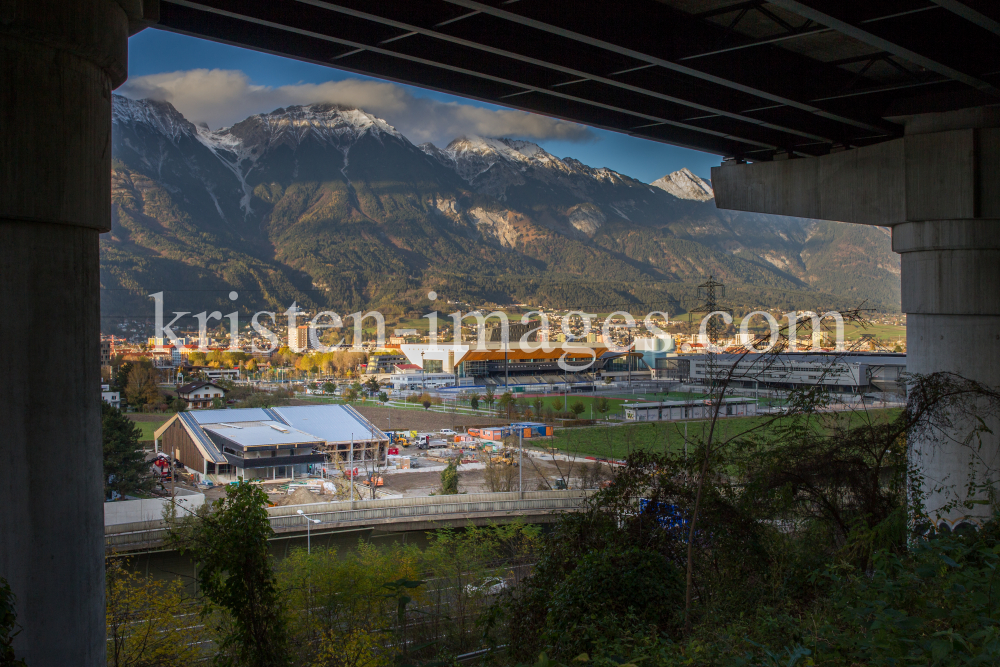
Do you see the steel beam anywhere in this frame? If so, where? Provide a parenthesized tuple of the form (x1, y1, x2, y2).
(441, 0, 893, 134)
(929, 0, 1000, 37)
(162, 0, 789, 152)
(769, 0, 1000, 96)
(295, 0, 833, 143)
(156, 2, 753, 156)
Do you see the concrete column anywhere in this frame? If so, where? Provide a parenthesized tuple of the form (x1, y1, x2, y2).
(894, 219, 1000, 526)
(0, 1, 129, 663)
(712, 108, 1000, 529)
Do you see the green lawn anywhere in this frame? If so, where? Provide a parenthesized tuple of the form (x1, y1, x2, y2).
(548, 408, 902, 460)
(128, 417, 169, 441)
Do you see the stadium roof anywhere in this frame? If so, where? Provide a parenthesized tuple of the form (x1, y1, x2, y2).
(459, 347, 610, 362)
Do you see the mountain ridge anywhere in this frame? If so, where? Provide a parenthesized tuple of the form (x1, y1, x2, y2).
(102, 95, 900, 326)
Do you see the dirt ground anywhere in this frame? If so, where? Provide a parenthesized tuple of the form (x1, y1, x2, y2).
(352, 405, 508, 433)
(128, 414, 172, 422)
(381, 456, 608, 496)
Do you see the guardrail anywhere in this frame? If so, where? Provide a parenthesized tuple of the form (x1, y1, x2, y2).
(105, 490, 591, 552)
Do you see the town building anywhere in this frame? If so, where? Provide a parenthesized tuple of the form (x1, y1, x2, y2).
(622, 397, 758, 422)
(100, 385, 120, 409)
(200, 367, 240, 382)
(686, 352, 907, 395)
(177, 381, 227, 409)
(366, 353, 408, 374)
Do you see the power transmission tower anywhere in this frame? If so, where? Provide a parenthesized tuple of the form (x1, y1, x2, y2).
(689, 276, 727, 345)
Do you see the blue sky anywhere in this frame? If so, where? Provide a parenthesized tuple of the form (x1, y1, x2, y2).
(127, 30, 721, 183)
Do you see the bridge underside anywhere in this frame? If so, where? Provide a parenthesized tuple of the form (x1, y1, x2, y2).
(3, 0, 1000, 663)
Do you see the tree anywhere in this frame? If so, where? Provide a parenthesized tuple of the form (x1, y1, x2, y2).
(322, 381, 336, 394)
(485, 386, 495, 410)
(594, 396, 610, 416)
(277, 543, 424, 667)
(483, 456, 518, 492)
(113, 360, 133, 392)
(440, 460, 459, 495)
(364, 377, 381, 396)
(173, 483, 289, 667)
(103, 402, 156, 499)
(498, 391, 514, 417)
(470, 394, 480, 411)
(515, 397, 529, 417)
(245, 358, 258, 373)
(125, 363, 160, 408)
(106, 558, 205, 666)
(343, 387, 359, 403)
(378, 391, 388, 404)
(0, 578, 25, 667)
(569, 399, 586, 417)
(533, 396, 544, 416)
(170, 397, 188, 412)
(422, 400, 432, 410)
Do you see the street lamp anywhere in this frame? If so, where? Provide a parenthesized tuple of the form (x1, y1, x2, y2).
(296, 509, 321, 554)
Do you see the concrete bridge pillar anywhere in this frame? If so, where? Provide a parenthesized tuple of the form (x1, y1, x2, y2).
(894, 217, 1000, 524)
(712, 108, 1000, 526)
(0, 1, 141, 663)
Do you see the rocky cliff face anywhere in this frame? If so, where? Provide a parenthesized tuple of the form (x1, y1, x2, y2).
(651, 168, 715, 202)
(102, 94, 900, 322)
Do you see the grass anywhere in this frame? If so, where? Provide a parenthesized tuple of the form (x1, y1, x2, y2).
(128, 416, 169, 441)
(548, 407, 903, 460)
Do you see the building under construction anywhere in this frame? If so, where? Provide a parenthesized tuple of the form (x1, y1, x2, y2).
(153, 405, 388, 482)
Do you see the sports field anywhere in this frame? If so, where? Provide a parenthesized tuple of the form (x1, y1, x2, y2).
(547, 407, 901, 460)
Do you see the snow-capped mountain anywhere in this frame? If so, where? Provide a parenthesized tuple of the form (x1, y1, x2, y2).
(102, 94, 900, 321)
(651, 168, 715, 202)
(422, 135, 638, 200)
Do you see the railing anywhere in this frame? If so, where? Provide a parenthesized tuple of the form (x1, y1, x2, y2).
(105, 490, 591, 552)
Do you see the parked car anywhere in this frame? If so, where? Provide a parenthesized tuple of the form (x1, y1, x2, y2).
(439, 429, 457, 436)
(465, 576, 507, 596)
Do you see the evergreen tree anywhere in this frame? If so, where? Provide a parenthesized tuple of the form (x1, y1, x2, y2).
(102, 401, 156, 499)
(440, 460, 459, 495)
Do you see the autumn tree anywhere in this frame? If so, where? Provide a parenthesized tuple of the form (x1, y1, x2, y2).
(124, 363, 160, 408)
(105, 558, 205, 666)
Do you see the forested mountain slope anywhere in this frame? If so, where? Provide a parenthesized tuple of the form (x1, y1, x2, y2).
(102, 96, 899, 324)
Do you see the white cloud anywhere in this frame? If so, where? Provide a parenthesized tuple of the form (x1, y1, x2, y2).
(118, 68, 596, 146)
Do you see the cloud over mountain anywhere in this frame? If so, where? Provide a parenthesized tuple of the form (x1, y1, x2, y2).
(118, 68, 596, 145)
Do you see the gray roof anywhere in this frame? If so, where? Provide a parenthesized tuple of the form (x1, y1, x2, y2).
(689, 352, 906, 366)
(270, 405, 388, 444)
(188, 408, 272, 424)
(202, 421, 323, 449)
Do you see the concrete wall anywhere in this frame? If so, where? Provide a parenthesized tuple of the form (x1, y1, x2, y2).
(104, 490, 206, 526)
